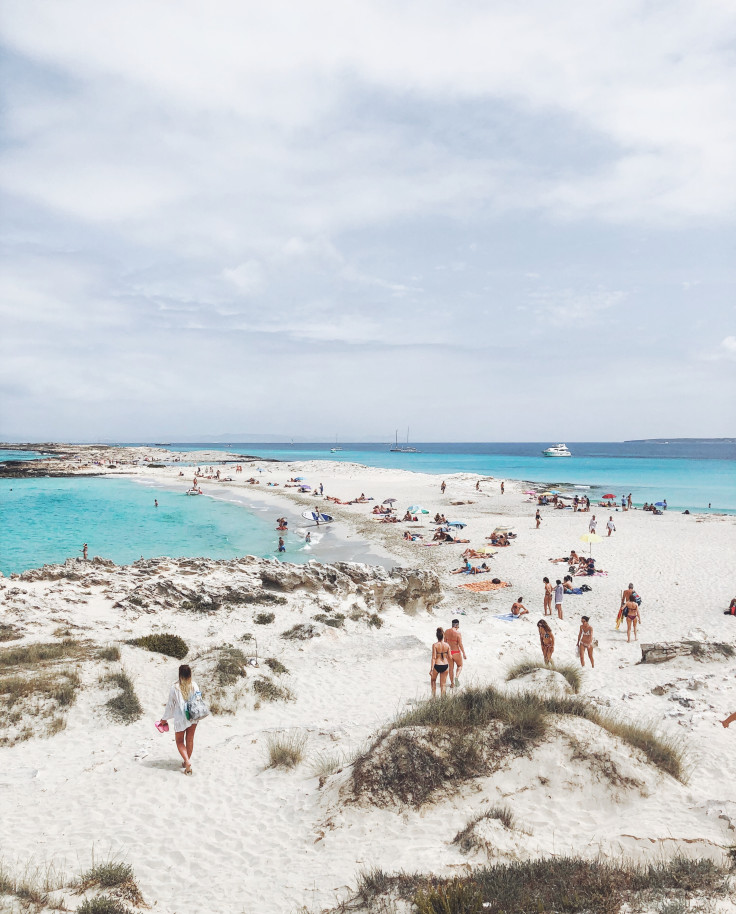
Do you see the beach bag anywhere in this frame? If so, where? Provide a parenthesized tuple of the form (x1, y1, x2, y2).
(622, 606, 629, 617)
(632, 593, 642, 605)
(580, 584, 592, 592)
(186, 690, 210, 723)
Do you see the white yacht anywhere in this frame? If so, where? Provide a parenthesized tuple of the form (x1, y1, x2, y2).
(390, 428, 419, 453)
(542, 443, 572, 457)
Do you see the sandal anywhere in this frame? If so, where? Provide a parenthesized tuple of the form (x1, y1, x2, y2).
(184, 765, 193, 776)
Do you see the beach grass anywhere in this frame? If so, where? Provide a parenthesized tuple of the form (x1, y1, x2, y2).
(281, 623, 320, 640)
(453, 805, 516, 852)
(264, 657, 288, 675)
(223, 590, 286, 606)
(266, 731, 307, 769)
(76, 896, 131, 914)
(505, 657, 582, 693)
(0, 668, 81, 745)
(96, 645, 121, 662)
(102, 671, 143, 724)
(214, 646, 248, 685)
(310, 750, 347, 779)
(355, 856, 729, 914)
(127, 633, 188, 659)
(0, 638, 88, 669)
(351, 684, 685, 805)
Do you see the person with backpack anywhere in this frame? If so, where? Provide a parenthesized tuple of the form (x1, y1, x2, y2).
(157, 664, 209, 775)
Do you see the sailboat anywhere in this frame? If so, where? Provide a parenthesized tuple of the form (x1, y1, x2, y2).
(330, 434, 343, 453)
(390, 428, 419, 453)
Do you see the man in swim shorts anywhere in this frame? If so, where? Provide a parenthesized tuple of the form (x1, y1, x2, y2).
(444, 619, 467, 688)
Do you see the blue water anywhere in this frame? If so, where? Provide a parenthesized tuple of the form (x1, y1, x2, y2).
(0, 477, 309, 576)
(162, 441, 736, 513)
(0, 449, 48, 462)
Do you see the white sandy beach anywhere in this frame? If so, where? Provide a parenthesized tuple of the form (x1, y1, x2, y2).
(1, 452, 735, 913)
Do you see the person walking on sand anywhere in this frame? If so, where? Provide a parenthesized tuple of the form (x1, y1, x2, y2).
(538, 619, 555, 665)
(721, 712, 736, 728)
(589, 514, 597, 534)
(535, 509, 542, 529)
(430, 627, 451, 697)
(554, 579, 564, 619)
(577, 616, 594, 667)
(445, 619, 467, 688)
(543, 577, 553, 616)
(606, 515, 615, 537)
(500, 481, 505, 495)
(82, 543, 88, 561)
(440, 480, 446, 494)
(157, 664, 203, 776)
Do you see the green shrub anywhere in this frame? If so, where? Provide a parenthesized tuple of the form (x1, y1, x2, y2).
(414, 878, 483, 914)
(96, 645, 121, 662)
(127, 633, 188, 659)
(264, 657, 288, 675)
(254, 612, 275, 625)
(76, 896, 130, 914)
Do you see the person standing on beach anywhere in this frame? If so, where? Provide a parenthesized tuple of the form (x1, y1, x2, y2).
(535, 509, 542, 529)
(554, 580, 564, 619)
(589, 514, 597, 533)
(319, 483, 324, 495)
(430, 628, 451, 697)
(627, 493, 632, 510)
(501, 481, 505, 494)
(606, 516, 615, 537)
(625, 596, 641, 642)
(543, 577, 553, 615)
(475, 480, 480, 491)
(440, 480, 446, 494)
(538, 619, 555, 665)
(445, 619, 467, 688)
(157, 664, 202, 776)
(82, 543, 88, 561)
(577, 616, 594, 667)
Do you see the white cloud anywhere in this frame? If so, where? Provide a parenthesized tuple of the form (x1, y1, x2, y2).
(222, 260, 265, 295)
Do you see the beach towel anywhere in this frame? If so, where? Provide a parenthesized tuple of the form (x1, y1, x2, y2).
(458, 580, 511, 592)
(493, 613, 520, 621)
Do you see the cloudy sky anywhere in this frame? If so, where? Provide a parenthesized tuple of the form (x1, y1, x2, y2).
(1, 0, 734, 442)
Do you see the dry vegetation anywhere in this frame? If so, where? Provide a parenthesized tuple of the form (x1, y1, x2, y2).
(0, 639, 88, 745)
(349, 684, 685, 808)
(453, 805, 516, 853)
(254, 612, 276, 625)
(222, 589, 286, 606)
(355, 857, 731, 914)
(0, 855, 144, 914)
(281, 622, 320, 640)
(127, 633, 188, 659)
(264, 657, 288, 675)
(253, 677, 293, 703)
(203, 645, 250, 715)
(505, 657, 582, 693)
(266, 731, 307, 769)
(102, 671, 143, 724)
(0, 622, 23, 643)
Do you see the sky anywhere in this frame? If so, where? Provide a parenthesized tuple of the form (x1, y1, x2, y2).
(1, 0, 735, 443)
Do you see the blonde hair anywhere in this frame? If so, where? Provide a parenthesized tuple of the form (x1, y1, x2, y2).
(178, 664, 194, 700)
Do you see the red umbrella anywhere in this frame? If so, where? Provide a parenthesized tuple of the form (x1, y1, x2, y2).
(602, 493, 615, 499)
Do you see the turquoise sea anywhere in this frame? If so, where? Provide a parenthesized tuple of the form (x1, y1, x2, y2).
(0, 477, 309, 576)
(1, 441, 733, 576)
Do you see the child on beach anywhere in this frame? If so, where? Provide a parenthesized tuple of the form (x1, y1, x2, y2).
(158, 664, 206, 776)
(538, 619, 554, 665)
(577, 617, 594, 667)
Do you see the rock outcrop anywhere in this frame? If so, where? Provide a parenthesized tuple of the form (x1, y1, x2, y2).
(640, 641, 735, 663)
(14, 556, 442, 616)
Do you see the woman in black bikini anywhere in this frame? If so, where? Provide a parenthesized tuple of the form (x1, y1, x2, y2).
(430, 627, 451, 697)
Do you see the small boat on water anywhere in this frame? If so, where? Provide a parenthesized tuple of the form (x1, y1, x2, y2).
(186, 488, 203, 496)
(542, 443, 572, 457)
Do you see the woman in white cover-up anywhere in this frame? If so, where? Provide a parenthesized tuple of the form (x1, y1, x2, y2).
(158, 664, 200, 775)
